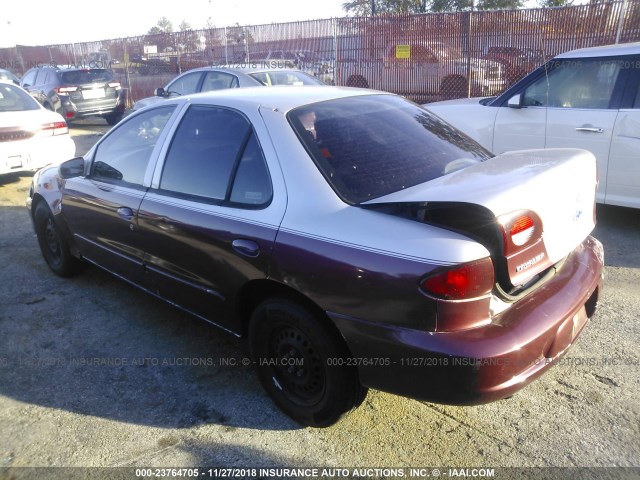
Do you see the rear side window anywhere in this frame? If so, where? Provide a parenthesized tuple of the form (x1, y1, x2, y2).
(34, 68, 50, 86)
(159, 105, 272, 207)
(288, 95, 491, 204)
(250, 71, 322, 86)
(201, 71, 239, 91)
(0, 83, 40, 111)
(61, 69, 114, 84)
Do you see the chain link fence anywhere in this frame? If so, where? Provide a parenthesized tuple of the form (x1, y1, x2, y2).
(1, 0, 639, 105)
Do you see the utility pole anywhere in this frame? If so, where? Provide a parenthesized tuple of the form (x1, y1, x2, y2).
(371, 0, 376, 16)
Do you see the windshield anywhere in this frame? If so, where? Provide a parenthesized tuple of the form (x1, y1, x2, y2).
(288, 95, 491, 204)
(61, 69, 114, 84)
(250, 71, 323, 86)
(0, 83, 40, 112)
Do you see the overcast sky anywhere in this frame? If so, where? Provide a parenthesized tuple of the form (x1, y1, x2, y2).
(1, 0, 347, 47)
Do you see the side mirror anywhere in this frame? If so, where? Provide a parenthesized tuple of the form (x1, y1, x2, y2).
(507, 94, 523, 109)
(59, 157, 85, 179)
(154, 87, 166, 97)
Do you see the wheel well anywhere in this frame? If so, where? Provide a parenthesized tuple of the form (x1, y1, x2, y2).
(346, 75, 369, 88)
(237, 279, 334, 338)
(30, 193, 46, 219)
(441, 75, 467, 86)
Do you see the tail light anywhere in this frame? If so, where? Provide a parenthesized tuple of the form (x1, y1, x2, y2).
(38, 121, 69, 136)
(420, 257, 494, 301)
(107, 82, 121, 89)
(499, 210, 543, 256)
(56, 86, 78, 94)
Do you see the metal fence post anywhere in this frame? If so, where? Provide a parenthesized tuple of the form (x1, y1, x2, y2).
(615, 0, 627, 44)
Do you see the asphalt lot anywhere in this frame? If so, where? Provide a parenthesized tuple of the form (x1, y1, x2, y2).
(0, 119, 639, 476)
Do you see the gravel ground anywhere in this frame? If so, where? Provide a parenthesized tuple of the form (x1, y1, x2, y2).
(0, 121, 638, 477)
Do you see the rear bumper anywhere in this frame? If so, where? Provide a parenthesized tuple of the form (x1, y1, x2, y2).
(60, 91, 126, 119)
(329, 236, 604, 405)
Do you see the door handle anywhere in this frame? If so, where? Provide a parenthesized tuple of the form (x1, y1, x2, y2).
(232, 239, 260, 258)
(117, 207, 134, 221)
(575, 127, 604, 133)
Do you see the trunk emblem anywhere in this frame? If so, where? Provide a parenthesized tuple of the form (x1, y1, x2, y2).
(516, 252, 545, 273)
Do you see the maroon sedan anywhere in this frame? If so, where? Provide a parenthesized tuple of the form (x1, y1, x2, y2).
(27, 87, 603, 426)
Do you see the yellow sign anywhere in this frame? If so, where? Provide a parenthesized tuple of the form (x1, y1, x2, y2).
(395, 45, 411, 59)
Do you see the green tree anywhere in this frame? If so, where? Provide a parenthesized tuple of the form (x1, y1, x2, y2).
(430, 0, 473, 11)
(475, 0, 523, 9)
(148, 17, 173, 35)
(537, 0, 573, 6)
(343, 0, 523, 13)
(179, 20, 192, 32)
(342, 0, 428, 16)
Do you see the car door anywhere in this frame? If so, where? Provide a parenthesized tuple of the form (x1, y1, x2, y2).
(607, 58, 640, 208)
(492, 69, 547, 153)
(542, 58, 625, 204)
(137, 104, 286, 333)
(493, 57, 627, 203)
(60, 105, 178, 286)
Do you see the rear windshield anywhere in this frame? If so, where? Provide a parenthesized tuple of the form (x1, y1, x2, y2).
(288, 95, 492, 204)
(0, 83, 40, 112)
(61, 69, 113, 84)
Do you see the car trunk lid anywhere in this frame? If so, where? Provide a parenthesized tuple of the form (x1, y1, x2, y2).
(363, 148, 597, 288)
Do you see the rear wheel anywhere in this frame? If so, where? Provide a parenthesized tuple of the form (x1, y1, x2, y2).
(440, 76, 468, 100)
(105, 113, 123, 126)
(346, 75, 370, 89)
(249, 298, 367, 427)
(34, 202, 82, 277)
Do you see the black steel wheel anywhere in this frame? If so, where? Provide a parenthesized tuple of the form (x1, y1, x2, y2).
(34, 202, 82, 277)
(249, 298, 367, 427)
(440, 76, 468, 100)
(105, 113, 123, 126)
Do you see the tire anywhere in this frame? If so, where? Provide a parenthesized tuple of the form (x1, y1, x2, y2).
(346, 75, 370, 89)
(34, 202, 82, 277)
(249, 298, 367, 427)
(105, 113, 123, 126)
(440, 76, 468, 100)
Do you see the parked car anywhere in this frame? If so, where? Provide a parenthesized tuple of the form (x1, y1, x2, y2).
(132, 66, 324, 111)
(0, 68, 20, 85)
(338, 41, 505, 100)
(482, 46, 545, 86)
(424, 41, 640, 209)
(20, 65, 126, 125)
(250, 50, 335, 84)
(27, 86, 603, 427)
(0, 82, 75, 176)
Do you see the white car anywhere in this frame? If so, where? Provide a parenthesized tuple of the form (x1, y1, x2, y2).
(1, 81, 75, 176)
(424, 42, 640, 209)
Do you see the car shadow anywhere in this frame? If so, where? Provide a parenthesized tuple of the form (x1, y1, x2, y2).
(0, 207, 300, 432)
(0, 172, 34, 187)
(593, 204, 640, 269)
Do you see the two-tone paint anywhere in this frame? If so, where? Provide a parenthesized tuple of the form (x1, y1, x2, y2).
(27, 86, 604, 406)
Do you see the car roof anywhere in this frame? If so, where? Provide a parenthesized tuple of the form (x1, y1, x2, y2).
(172, 85, 386, 111)
(185, 65, 307, 75)
(556, 41, 640, 59)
